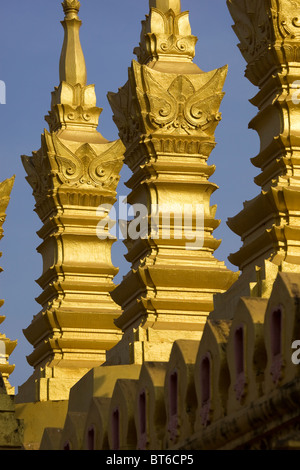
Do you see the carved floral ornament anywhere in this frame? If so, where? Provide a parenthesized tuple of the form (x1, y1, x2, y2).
(45, 81, 101, 133)
(227, 0, 300, 62)
(108, 61, 227, 143)
(276, 0, 300, 39)
(141, 66, 225, 135)
(45, 102, 101, 134)
(22, 131, 123, 198)
(53, 136, 123, 188)
(134, 7, 197, 63)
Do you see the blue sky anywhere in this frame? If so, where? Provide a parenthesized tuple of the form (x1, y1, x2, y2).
(0, 0, 259, 390)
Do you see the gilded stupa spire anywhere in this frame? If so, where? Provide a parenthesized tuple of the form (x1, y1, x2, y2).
(45, 0, 102, 136)
(210, 0, 300, 321)
(19, 1, 124, 402)
(59, 0, 87, 87)
(106, 1, 238, 366)
(225, 0, 300, 277)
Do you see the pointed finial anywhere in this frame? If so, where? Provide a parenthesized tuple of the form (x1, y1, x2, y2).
(45, 1, 102, 134)
(149, 0, 181, 14)
(59, 0, 87, 86)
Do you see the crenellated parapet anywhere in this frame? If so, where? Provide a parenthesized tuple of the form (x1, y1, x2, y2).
(46, 271, 300, 451)
(17, 1, 124, 404)
(105, 0, 238, 366)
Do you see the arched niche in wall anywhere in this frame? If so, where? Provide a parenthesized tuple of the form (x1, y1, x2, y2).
(59, 411, 88, 451)
(134, 362, 167, 450)
(163, 340, 199, 448)
(194, 319, 231, 432)
(264, 272, 300, 394)
(107, 378, 139, 451)
(226, 297, 267, 414)
(82, 397, 111, 450)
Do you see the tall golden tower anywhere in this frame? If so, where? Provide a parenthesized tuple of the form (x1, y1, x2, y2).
(0, 177, 17, 395)
(106, 0, 239, 365)
(17, 0, 124, 402)
(211, 0, 300, 319)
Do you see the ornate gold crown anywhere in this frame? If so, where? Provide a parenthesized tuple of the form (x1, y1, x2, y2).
(62, 0, 81, 14)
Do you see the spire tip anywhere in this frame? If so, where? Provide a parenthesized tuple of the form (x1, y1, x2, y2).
(62, 0, 81, 18)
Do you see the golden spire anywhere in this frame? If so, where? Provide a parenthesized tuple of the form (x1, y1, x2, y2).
(59, 0, 87, 86)
(19, 1, 125, 402)
(106, 1, 238, 366)
(45, 0, 102, 136)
